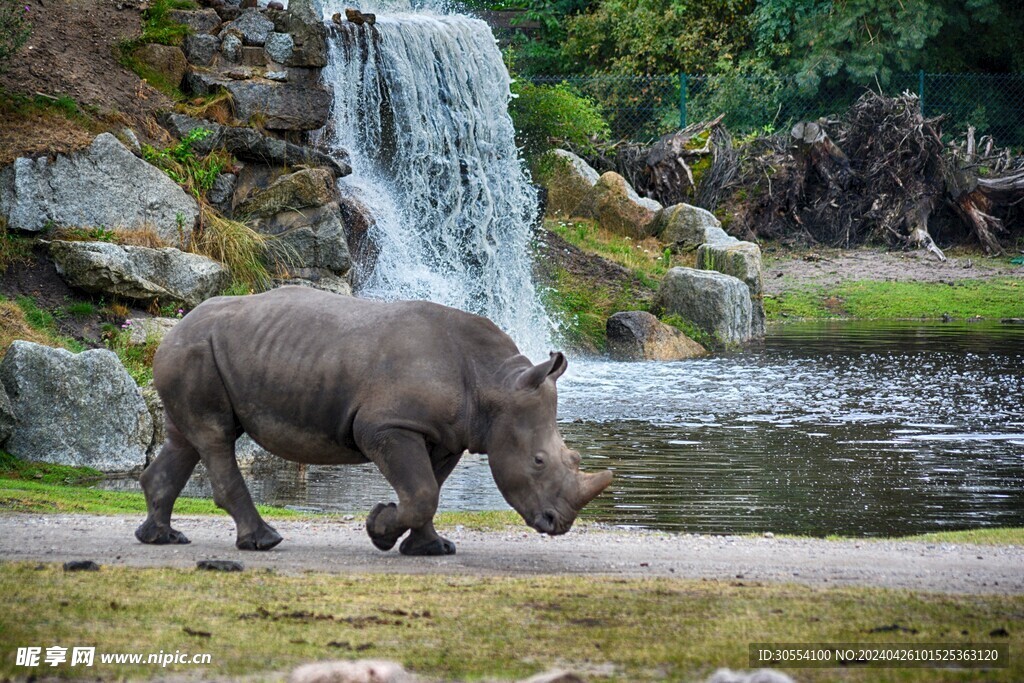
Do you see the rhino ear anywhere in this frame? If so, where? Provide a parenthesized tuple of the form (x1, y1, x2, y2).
(515, 352, 568, 391)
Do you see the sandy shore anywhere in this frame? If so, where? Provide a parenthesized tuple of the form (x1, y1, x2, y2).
(2, 513, 1021, 594)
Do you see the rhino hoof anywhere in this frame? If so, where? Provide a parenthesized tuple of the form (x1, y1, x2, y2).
(400, 536, 456, 556)
(135, 519, 191, 545)
(366, 502, 401, 551)
(236, 524, 283, 551)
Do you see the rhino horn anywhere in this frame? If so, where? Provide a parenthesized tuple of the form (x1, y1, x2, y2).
(576, 469, 613, 509)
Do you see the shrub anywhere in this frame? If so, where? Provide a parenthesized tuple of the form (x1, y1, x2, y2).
(142, 128, 229, 199)
(509, 80, 610, 162)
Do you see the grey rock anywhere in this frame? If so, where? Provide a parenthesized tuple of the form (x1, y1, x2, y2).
(273, 274, 352, 296)
(221, 32, 243, 61)
(258, 202, 352, 277)
(264, 31, 294, 64)
(543, 149, 599, 217)
(0, 382, 16, 445)
(336, 185, 378, 288)
(653, 203, 735, 252)
(606, 311, 706, 362)
(0, 341, 153, 472)
(706, 668, 795, 683)
(221, 9, 274, 46)
(697, 240, 766, 338)
(237, 167, 337, 218)
(131, 43, 188, 88)
(235, 433, 278, 468)
(126, 316, 180, 346)
(517, 672, 587, 683)
(196, 559, 244, 571)
(265, 70, 288, 81)
(183, 34, 220, 67)
(141, 384, 166, 462)
(160, 112, 350, 177)
(168, 8, 222, 34)
(655, 267, 752, 346)
(288, 659, 416, 683)
(49, 241, 230, 307)
(280, 0, 318, 25)
(208, 172, 237, 213)
(574, 171, 662, 239)
(225, 79, 332, 131)
(118, 128, 142, 155)
(0, 133, 199, 244)
(267, 8, 327, 67)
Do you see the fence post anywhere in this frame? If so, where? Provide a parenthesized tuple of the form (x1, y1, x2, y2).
(918, 69, 925, 116)
(679, 73, 688, 130)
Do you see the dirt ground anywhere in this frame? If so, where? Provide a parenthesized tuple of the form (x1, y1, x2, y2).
(762, 247, 1024, 296)
(0, 0, 172, 163)
(2, 513, 1022, 594)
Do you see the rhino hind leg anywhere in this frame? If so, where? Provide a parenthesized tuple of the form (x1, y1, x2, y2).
(136, 420, 200, 545)
(362, 428, 456, 556)
(200, 441, 283, 551)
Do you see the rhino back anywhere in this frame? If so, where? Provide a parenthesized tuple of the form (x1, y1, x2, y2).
(154, 287, 519, 462)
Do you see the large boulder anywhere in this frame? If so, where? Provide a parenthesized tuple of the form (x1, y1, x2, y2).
(224, 79, 332, 131)
(160, 113, 350, 177)
(543, 149, 599, 217)
(237, 167, 337, 218)
(574, 171, 662, 239)
(0, 382, 15, 445)
(264, 32, 294, 64)
(0, 133, 199, 244)
(183, 34, 220, 67)
(131, 43, 188, 88)
(652, 203, 735, 253)
(49, 241, 230, 307)
(606, 311, 707, 362)
(221, 8, 275, 46)
(697, 240, 766, 337)
(0, 341, 153, 472)
(337, 186, 379, 288)
(266, 8, 328, 67)
(257, 202, 352, 277)
(168, 8, 222, 34)
(140, 385, 166, 462)
(655, 267, 752, 346)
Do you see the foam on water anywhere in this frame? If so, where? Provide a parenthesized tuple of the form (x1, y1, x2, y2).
(315, 9, 551, 359)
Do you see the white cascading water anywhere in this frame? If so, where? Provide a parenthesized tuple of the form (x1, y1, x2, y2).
(315, 8, 552, 359)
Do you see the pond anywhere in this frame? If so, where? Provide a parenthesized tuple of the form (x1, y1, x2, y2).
(102, 321, 1024, 537)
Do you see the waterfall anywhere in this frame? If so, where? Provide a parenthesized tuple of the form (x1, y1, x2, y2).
(316, 10, 552, 359)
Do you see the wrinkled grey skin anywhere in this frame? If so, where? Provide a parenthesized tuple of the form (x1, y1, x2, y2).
(136, 287, 612, 556)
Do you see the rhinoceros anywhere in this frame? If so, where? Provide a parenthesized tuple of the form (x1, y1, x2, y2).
(136, 286, 613, 555)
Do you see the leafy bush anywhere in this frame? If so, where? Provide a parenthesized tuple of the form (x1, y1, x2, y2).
(0, 0, 31, 73)
(509, 80, 610, 161)
(103, 323, 158, 386)
(138, 0, 196, 46)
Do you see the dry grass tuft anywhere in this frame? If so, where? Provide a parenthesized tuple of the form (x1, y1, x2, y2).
(0, 300, 60, 358)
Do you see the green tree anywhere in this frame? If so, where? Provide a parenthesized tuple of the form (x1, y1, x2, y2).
(562, 0, 755, 75)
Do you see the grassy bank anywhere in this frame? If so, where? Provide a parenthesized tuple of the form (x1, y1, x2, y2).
(1, 562, 1020, 682)
(765, 278, 1024, 321)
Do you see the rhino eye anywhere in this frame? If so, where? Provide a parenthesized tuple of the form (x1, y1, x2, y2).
(534, 455, 545, 466)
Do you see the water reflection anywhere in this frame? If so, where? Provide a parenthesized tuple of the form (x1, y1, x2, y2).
(102, 321, 1024, 537)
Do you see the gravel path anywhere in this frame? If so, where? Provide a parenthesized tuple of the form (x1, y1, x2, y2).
(2, 513, 1021, 594)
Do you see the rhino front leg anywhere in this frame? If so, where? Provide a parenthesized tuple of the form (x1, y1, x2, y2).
(136, 419, 200, 545)
(362, 429, 455, 556)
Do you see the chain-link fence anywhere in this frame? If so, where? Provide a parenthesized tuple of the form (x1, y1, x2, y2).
(532, 72, 1024, 146)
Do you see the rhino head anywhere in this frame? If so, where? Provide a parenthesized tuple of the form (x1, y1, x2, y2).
(484, 352, 613, 535)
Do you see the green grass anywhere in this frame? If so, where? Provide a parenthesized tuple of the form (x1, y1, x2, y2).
(1, 563, 1020, 682)
(765, 278, 1024, 321)
(10, 295, 86, 352)
(541, 265, 649, 352)
(548, 218, 681, 290)
(0, 451, 103, 486)
(891, 527, 1024, 546)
